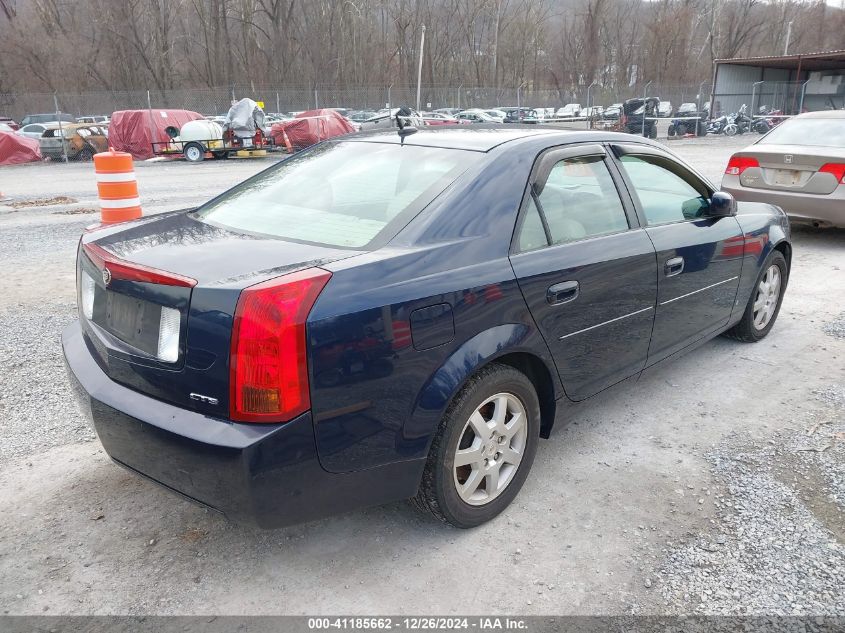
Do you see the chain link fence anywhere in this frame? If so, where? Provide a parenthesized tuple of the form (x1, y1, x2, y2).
(1, 83, 714, 121)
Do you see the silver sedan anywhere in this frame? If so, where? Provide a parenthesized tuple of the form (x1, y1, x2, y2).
(721, 110, 845, 228)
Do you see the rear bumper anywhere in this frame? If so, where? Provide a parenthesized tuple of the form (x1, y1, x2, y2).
(62, 321, 422, 528)
(722, 177, 845, 228)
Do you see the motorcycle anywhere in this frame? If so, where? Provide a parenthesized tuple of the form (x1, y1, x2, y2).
(707, 114, 730, 135)
(724, 105, 750, 136)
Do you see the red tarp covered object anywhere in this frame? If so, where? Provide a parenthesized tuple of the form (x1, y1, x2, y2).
(270, 109, 355, 151)
(0, 131, 41, 166)
(108, 109, 204, 159)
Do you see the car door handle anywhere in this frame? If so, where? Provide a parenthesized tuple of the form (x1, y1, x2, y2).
(547, 281, 579, 305)
(665, 256, 684, 277)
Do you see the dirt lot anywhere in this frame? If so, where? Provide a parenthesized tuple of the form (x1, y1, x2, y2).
(0, 138, 843, 616)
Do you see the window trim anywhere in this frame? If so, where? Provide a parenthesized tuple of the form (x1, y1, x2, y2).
(509, 143, 638, 254)
(608, 143, 716, 228)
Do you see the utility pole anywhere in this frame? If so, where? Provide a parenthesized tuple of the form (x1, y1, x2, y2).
(783, 21, 793, 56)
(416, 24, 426, 112)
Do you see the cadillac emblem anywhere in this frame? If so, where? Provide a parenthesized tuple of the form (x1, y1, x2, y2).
(102, 268, 112, 286)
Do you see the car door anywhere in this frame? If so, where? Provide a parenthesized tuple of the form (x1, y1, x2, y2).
(610, 144, 744, 364)
(509, 144, 658, 401)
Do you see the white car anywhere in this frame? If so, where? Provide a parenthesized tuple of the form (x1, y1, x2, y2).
(18, 123, 54, 139)
(0, 123, 14, 133)
(555, 103, 582, 118)
(482, 109, 507, 122)
(456, 110, 498, 123)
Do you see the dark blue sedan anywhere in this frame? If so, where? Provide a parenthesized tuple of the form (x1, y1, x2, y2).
(63, 126, 791, 528)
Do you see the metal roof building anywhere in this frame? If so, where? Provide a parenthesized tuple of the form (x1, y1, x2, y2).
(711, 49, 845, 116)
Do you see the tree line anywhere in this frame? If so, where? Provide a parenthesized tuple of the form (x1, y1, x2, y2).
(1, 0, 843, 97)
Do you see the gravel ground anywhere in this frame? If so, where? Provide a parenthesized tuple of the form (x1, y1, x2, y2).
(823, 313, 845, 340)
(656, 386, 845, 615)
(0, 136, 843, 616)
(0, 303, 92, 461)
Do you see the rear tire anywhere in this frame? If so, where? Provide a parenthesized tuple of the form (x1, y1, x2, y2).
(723, 250, 788, 343)
(412, 363, 541, 528)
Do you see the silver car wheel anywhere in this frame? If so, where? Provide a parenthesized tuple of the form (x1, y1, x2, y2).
(752, 264, 782, 330)
(453, 392, 528, 506)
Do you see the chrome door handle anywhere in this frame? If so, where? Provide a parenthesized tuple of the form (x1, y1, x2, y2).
(547, 280, 579, 305)
(665, 257, 684, 277)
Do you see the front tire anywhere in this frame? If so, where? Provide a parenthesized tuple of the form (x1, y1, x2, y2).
(412, 363, 541, 528)
(724, 250, 788, 342)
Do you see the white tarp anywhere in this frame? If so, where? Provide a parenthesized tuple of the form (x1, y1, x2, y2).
(223, 98, 266, 138)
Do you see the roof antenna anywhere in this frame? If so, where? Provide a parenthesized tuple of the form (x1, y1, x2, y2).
(396, 106, 418, 142)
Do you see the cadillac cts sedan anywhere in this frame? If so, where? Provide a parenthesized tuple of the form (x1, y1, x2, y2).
(63, 126, 791, 529)
(722, 110, 845, 228)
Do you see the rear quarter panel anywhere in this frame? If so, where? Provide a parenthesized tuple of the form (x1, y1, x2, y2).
(307, 141, 563, 474)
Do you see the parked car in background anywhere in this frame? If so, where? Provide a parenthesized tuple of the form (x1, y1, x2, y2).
(359, 108, 424, 131)
(483, 109, 507, 122)
(17, 123, 52, 139)
(657, 101, 673, 117)
(0, 123, 14, 133)
(456, 110, 498, 123)
(348, 110, 378, 123)
(555, 103, 581, 118)
(721, 110, 845, 228)
(77, 115, 109, 124)
(523, 108, 555, 123)
(20, 112, 75, 126)
(63, 126, 791, 530)
(503, 107, 530, 123)
(602, 104, 623, 120)
(621, 97, 658, 138)
(422, 112, 469, 126)
(434, 108, 461, 116)
(39, 123, 109, 160)
(0, 116, 19, 130)
(581, 106, 604, 119)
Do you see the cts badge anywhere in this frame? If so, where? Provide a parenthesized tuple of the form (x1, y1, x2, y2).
(190, 393, 219, 405)
(102, 268, 112, 286)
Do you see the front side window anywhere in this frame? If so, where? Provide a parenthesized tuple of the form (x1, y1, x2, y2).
(194, 142, 478, 248)
(618, 155, 710, 225)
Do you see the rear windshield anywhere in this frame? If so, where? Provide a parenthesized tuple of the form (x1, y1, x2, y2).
(194, 141, 478, 248)
(759, 118, 845, 148)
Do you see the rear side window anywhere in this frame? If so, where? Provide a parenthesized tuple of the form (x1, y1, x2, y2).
(194, 142, 478, 248)
(515, 155, 629, 252)
(538, 156, 629, 244)
(619, 155, 710, 225)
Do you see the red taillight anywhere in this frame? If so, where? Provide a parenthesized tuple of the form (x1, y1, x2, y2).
(819, 163, 845, 184)
(82, 242, 197, 287)
(229, 268, 331, 423)
(725, 156, 759, 176)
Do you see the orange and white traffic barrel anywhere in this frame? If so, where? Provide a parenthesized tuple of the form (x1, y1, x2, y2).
(93, 148, 142, 223)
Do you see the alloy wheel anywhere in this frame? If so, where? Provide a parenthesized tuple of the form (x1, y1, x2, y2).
(752, 264, 782, 330)
(453, 392, 528, 506)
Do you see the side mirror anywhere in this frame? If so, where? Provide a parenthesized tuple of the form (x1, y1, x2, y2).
(709, 191, 737, 217)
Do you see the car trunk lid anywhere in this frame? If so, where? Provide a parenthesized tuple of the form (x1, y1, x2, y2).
(738, 144, 845, 195)
(77, 211, 355, 413)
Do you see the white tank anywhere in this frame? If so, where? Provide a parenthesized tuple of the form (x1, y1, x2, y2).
(179, 119, 222, 142)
